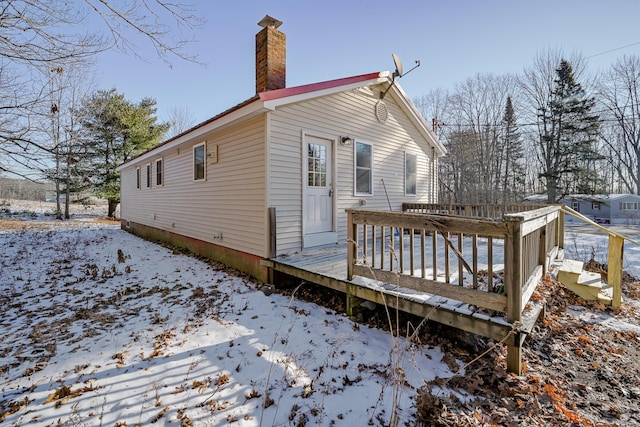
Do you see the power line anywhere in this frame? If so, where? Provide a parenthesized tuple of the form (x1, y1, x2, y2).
(434, 102, 640, 130)
(587, 41, 640, 59)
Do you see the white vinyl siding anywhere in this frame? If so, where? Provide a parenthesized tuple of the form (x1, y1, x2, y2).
(120, 84, 441, 258)
(268, 87, 438, 254)
(119, 116, 267, 256)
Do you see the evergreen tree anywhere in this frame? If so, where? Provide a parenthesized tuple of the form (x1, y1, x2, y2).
(501, 96, 525, 202)
(537, 60, 602, 201)
(79, 89, 169, 217)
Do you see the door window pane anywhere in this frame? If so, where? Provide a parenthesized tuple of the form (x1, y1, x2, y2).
(308, 143, 326, 187)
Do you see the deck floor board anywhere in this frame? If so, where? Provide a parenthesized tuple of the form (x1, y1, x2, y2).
(268, 241, 534, 345)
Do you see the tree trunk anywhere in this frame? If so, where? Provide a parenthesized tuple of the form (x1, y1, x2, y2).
(108, 200, 118, 218)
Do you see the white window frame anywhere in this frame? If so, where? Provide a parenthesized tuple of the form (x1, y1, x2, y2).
(136, 167, 141, 189)
(354, 140, 373, 196)
(193, 142, 206, 181)
(155, 158, 163, 186)
(145, 163, 151, 188)
(404, 151, 417, 196)
(622, 202, 638, 210)
(592, 202, 600, 210)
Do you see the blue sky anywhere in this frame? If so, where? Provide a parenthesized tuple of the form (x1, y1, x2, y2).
(95, 0, 640, 125)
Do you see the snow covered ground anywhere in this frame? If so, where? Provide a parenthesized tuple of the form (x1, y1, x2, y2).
(1, 200, 639, 426)
(1, 202, 456, 426)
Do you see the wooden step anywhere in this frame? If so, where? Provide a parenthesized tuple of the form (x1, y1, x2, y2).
(556, 259, 584, 285)
(556, 259, 613, 303)
(597, 285, 614, 305)
(571, 271, 604, 300)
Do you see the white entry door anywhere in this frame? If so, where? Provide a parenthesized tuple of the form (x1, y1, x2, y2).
(303, 135, 336, 247)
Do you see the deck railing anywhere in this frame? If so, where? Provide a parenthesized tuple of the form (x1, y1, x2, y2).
(402, 202, 543, 220)
(346, 204, 563, 373)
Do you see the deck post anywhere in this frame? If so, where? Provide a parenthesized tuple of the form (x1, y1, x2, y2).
(557, 207, 565, 250)
(347, 210, 356, 281)
(608, 234, 624, 309)
(504, 216, 524, 375)
(539, 222, 548, 274)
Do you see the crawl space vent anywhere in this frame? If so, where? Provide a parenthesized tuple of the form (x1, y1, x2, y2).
(375, 101, 388, 123)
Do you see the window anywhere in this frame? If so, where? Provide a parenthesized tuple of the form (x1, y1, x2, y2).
(405, 152, 417, 196)
(572, 202, 580, 212)
(146, 164, 151, 188)
(136, 167, 141, 189)
(592, 202, 601, 210)
(155, 158, 163, 186)
(307, 143, 327, 187)
(622, 202, 638, 210)
(193, 143, 206, 181)
(355, 141, 372, 195)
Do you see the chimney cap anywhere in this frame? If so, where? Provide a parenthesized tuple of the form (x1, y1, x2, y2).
(258, 15, 282, 29)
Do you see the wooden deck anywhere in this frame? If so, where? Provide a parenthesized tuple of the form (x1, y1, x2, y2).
(263, 203, 628, 375)
(262, 203, 569, 374)
(265, 239, 544, 360)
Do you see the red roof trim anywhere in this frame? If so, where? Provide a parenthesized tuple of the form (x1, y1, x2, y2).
(118, 72, 386, 168)
(259, 72, 383, 101)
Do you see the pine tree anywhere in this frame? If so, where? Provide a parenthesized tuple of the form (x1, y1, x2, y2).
(501, 96, 525, 202)
(79, 89, 169, 217)
(537, 60, 602, 201)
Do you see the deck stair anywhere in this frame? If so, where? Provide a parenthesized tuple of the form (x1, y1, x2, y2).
(556, 259, 614, 305)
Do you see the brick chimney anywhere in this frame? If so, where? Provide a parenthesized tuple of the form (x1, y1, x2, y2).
(255, 15, 286, 93)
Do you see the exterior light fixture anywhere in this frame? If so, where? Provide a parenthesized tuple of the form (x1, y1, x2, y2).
(341, 136, 353, 146)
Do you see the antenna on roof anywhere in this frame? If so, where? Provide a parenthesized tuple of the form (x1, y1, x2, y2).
(381, 53, 421, 99)
(392, 53, 404, 78)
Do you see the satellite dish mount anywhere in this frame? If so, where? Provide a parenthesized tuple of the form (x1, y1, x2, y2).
(381, 53, 420, 99)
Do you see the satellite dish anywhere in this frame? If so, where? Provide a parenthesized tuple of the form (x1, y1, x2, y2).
(392, 53, 404, 78)
(381, 53, 420, 100)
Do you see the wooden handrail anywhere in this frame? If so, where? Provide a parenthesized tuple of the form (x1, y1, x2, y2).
(347, 205, 563, 374)
(561, 204, 632, 308)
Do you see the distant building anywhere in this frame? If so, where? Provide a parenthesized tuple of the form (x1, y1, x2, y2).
(524, 194, 640, 225)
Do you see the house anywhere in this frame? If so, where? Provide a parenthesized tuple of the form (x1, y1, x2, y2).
(116, 16, 446, 283)
(559, 194, 640, 224)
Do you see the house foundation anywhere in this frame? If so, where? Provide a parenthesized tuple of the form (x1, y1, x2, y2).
(122, 220, 269, 283)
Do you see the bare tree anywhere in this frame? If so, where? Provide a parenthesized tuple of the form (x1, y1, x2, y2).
(35, 61, 97, 218)
(437, 73, 519, 203)
(0, 1, 203, 67)
(166, 105, 197, 138)
(0, 0, 204, 178)
(598, 55, 640, 194)
(413, 88, 450, 138)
